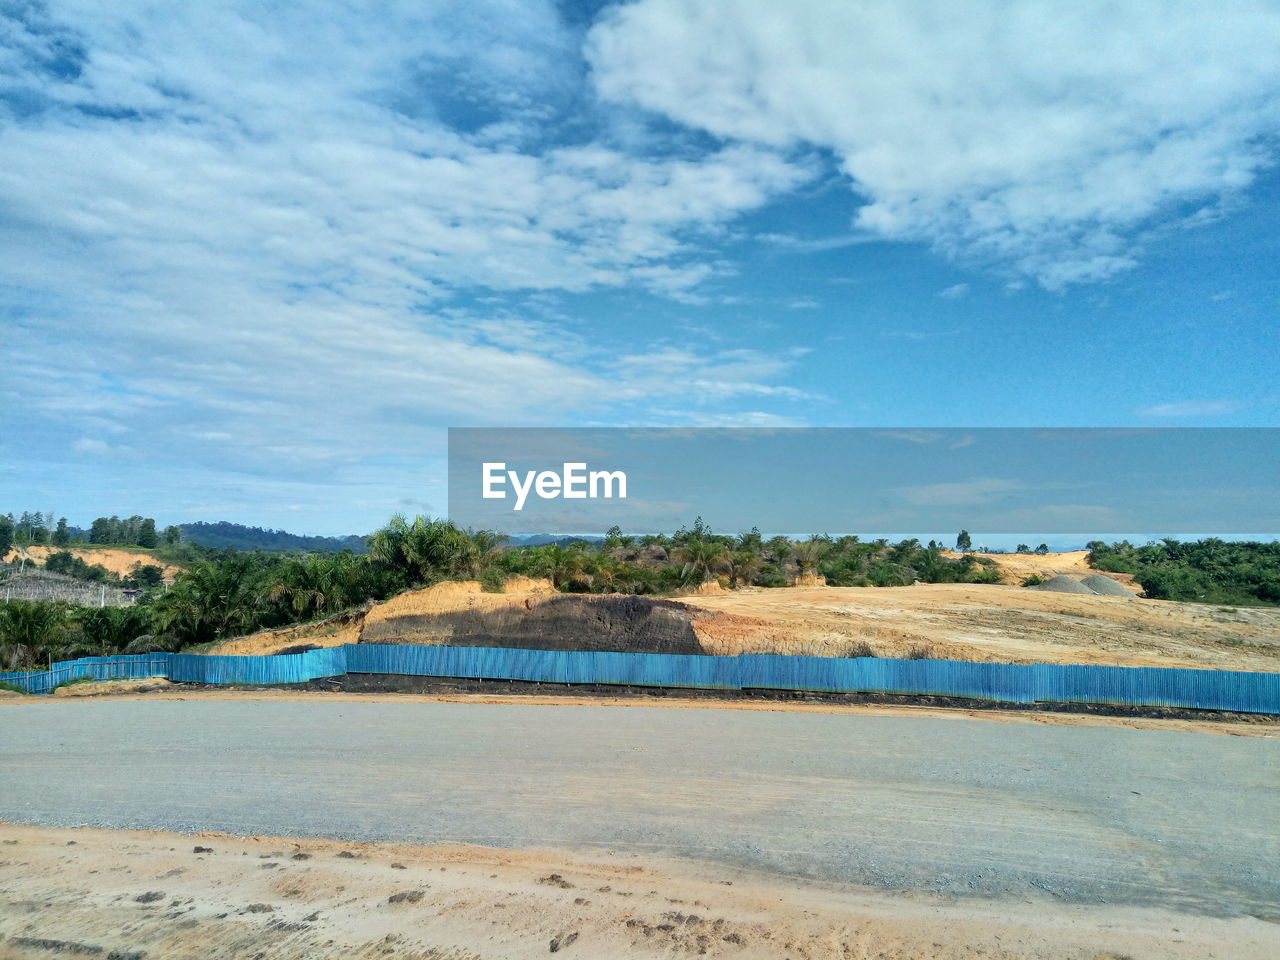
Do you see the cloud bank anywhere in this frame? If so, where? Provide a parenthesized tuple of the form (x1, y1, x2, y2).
(589, 0, 1280, 287)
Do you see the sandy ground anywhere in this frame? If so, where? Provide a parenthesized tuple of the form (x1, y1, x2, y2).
(208, 557, 1280, 672)
(2, 545, 182, 580)
(940, 550, 1124, 586)
(5, 683, 1277, 736)
(684, 583, 1280, 670)
(50, 678, 174, 697)
(1, 823, 1276, 960)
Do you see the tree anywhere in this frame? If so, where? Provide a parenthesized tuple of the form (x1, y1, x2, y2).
(672, 540, 727, 583)
(162, 525, 182, 546)
(736, 527, 763, 555)
(53, 517, 71, 546)
(526, 544, 587, 589)
(126, 563, 165, 588)
(0, 515, 12, 558)
(368, 515, 484, 584)
(75, 606, 151, 657)
(1015, 543, 1030, 554)
(791, 536, 830, 576)
(1035, 543, 1050, 555)
(137, 518, 158, 548)
(0, 601, 69, 668)
(955, 530, 973, 553)
(149, 556, 266, 646)
(725, 551, 763, 587)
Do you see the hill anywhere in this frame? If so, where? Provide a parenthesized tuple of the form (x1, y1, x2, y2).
(2, 544, 182, 581)
(207, 575, 1280, 673)
(178, 521, 368, 553)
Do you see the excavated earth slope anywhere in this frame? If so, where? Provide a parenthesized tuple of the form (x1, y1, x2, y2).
(208, 575, 1280, 672)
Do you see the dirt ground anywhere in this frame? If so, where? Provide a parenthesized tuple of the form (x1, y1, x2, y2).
(5, 685, 1276, 737)
(940, 549, 1126, 586)
(2, 545, 182, 580)
(206, 553, 1280, 671)
(683, 582, 1280, 670)
(1, 823, 1274, 960)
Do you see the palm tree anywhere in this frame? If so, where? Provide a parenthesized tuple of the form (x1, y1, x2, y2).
(791, 536, 830, 576)
(76, 606, 150, 657)
(672, 541, 728, 583)
(150, 557, 264, 646)
(725, 551, 763, 587)
(0, 600, 69, 668)
(527, 544, 585, 589)
(464, 529, 508, 578)
(368, 515, 485, 583)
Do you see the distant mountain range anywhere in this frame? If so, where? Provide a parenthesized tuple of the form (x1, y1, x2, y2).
(178, 521, 368, 553)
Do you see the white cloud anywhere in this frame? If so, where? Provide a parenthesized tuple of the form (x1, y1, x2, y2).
(0, 1, 816, 527)
(937, 283, 969, 300)
(1137, 399, 1243, 418)
(589, 0, 1280, 287)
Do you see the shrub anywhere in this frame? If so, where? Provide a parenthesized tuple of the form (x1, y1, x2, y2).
(1022, 573, 1045, 586)
(966, 567, 1003, 584)
(905, 644, 936, 660)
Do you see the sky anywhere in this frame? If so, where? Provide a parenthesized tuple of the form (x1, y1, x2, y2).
(2, 0, 1278, 535)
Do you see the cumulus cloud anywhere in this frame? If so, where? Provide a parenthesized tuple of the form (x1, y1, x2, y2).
(0, 1, 815, 527)
(589, 0, 1280, 287)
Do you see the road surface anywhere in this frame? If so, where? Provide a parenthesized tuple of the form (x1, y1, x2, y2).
(1, 700, 1277, 917)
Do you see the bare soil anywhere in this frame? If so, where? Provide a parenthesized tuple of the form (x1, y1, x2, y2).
(5, 684, 1276, 736)
(1, 824, 1274, 960)
(205, 553, 1280, 672)
(3, 545, 182, 580)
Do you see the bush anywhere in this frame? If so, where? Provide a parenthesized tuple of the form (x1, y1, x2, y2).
(0, 680, 26, 694)
(1022, 573, 1045, 586)
(965, 567, 1003, 584)
(905, 644, 936, 660)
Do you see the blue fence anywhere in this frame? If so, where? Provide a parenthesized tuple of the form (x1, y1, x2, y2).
(0, 653, 171, 696)
(4, 644, 1279, 713)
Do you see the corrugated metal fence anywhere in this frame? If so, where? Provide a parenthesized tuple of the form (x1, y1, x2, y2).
(0, 653, 172, 696)
(4, 644, 1279, 713)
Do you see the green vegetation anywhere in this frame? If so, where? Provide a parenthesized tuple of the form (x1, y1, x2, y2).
(0, 515, 1011, 667)
(8, 514, 1274, 672)
(180, 521, 368, 553)
(1087, 538, 1280, 606)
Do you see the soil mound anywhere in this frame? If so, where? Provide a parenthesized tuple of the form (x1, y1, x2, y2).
(1081, 574, 1137, 596)
(362, 590, 708, 655)
(1028, 575, 1097, 594)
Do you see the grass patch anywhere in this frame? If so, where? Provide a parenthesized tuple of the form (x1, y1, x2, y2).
(0, 680, 27, 695)
(49, 675, 98, 692)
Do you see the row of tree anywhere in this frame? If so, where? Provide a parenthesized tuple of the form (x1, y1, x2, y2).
(5, 517, 1276, 675)
(1, 516, 1008, 668)
(0, 511, 185, 552)
(1087, 538, 1280, 606)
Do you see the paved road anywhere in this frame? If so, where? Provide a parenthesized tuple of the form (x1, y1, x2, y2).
(2, 701, 1277, 916)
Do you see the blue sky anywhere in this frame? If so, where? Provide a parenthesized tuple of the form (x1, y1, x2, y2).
(2, 0, 1278, 534)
